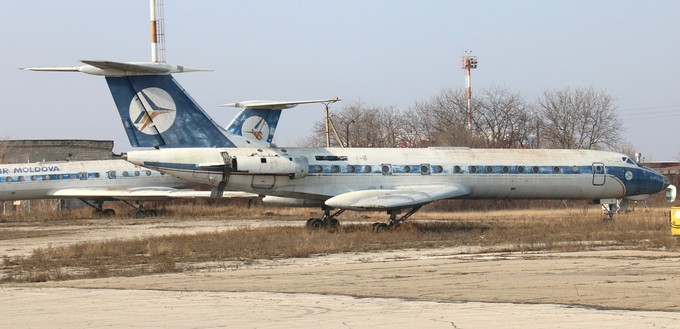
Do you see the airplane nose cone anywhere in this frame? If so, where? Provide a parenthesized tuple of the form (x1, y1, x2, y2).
(662, 174, 671, 190)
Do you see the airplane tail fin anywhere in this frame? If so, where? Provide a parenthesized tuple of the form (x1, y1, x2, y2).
(222, 98, 340, 147)
(25, 61, 338, 149)
(106, 75, 235, 148)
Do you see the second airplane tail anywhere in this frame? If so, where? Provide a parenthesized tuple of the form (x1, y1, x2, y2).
(106, 75, 236, 148)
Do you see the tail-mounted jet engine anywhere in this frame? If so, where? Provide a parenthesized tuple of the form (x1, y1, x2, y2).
(232, 154, 309, 179)
(209, 153, 308, 197)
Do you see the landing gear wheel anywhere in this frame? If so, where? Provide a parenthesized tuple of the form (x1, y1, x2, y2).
(133, 209, 146, 218)
(372, 222, 389, 232)
(306, 218, 324, 230)
(327, 218, 340, 231)
(145, 209, 157, 217)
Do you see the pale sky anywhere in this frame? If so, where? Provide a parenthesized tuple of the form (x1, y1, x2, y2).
(1, 1, 679, 160)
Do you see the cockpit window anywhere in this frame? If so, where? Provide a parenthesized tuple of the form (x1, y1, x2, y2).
(622, 157, 639, 166)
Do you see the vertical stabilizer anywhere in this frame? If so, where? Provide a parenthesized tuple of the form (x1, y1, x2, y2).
(106, 75, 235, 148)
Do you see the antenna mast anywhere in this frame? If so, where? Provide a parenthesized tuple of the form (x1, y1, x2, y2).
(461, 50, 477, 130)
(150, 0, 166, 63)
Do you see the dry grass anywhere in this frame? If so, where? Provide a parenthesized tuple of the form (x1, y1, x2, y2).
(1, 205, 678, 283)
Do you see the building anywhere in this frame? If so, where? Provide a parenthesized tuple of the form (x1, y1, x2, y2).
(0, 139, 114, 163)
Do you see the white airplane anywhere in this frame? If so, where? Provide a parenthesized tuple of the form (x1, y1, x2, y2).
(28, 61, 672, 228)
(0, 159, 254, 217)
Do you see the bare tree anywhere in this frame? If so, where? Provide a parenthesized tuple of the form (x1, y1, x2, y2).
(536, 87, 622, 150)
(415, 88, 485, 147)
(474, 85, 535, 148)
(303, 102, 404, 148)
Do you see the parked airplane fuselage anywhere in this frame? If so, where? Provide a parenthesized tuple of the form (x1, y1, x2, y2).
(126, 147, 669, 210)
(0, 160, 191, 201)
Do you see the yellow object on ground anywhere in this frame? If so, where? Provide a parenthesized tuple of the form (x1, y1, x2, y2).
(670, 206, 680, 236)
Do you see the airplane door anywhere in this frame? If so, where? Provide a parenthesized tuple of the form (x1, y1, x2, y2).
(592, 163, 606, 186)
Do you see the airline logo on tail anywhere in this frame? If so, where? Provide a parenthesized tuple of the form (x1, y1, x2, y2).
(130, 87, 177, 135)
(242, 116, 269, 141)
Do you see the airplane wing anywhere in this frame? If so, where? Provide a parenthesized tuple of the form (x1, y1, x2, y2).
(48, 187, 257, 202)
(220, 98, 340, 110)
(324, 185, 470, 211)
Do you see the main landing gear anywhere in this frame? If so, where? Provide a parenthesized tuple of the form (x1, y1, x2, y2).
(372, 206, 423, 232)
(122, 201, 158, 218)
(306, 205, 424, 233)
(83, 200, 116, 217)
(306, 207, 345, 231)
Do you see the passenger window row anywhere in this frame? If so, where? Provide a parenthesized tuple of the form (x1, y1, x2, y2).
(311, 164, 582, 175)
(0, 170, 155, 183)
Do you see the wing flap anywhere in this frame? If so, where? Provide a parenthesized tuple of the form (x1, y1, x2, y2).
(324, 185, 470, 211)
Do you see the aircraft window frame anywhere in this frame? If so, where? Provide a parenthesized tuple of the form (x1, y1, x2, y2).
(434, 165, 444, 173)
(485, 165, 493, 174)
(122, 171, 130, 177)
(56, 174, 63, 180)
(453, 165, 462, 174)
(532, 166, 540, 174)
(381, 164, 392, 175)
(331, 165, 341, 173)
(31, 175, 37, 181)
(517, 166, 525, 174)
(420, 164, 430, 175)
(18, 176, 24, 182)
(572, 165, 579, 173)
(134, 171, 140, 177)
(94, 172, 101, 178)
(624, 157, 637, 166)
(363, 165, 372, 173)
(553, 166, 561, 174)
(5, 177, 12, 182)
(403, 165, 412, 173)
(347, 165, 356, 173)
(469, 165, 478, 174)
(502, 166, 510, 173)
(108, 171, 117, 179)
(145, 170, 152, 176)
(44, 175, 50, 181)
(80, 172, 88, 180)
(314, 165, 323, 173)
(595, 165, 604, 173)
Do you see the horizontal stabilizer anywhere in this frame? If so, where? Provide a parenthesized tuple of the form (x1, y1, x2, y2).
(21, 66, 80, 72)
(221, 97, 340, 110)
(23, 60, 211, 76)
(81, 60, 171, 74)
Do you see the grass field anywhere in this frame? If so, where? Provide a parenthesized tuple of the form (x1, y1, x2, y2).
(1, 202, 678, 283)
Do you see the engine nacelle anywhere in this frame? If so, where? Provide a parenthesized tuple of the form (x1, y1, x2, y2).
(232, 155, 308, 179)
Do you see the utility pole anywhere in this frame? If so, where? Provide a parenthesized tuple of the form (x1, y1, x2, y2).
(461, 51, 478, 130)
(321, 99, 340, 147)
(150, 0, 166, 63)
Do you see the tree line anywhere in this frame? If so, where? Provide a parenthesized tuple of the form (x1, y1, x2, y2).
(302, 86, 625, 151)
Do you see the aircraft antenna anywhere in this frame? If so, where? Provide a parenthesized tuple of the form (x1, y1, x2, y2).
(461, 50, 477, 130)
(150, 0, 166, 63)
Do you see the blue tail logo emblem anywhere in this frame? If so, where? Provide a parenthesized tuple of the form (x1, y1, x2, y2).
(130, 87, 177, 135)
(242, 116, 269, 141)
